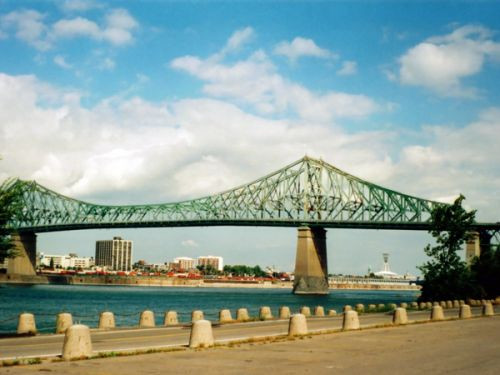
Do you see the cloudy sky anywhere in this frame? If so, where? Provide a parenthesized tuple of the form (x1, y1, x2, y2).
(1, 0, 499, 275)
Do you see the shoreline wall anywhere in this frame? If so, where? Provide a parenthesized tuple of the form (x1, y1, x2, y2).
(0, 274, 420, 291)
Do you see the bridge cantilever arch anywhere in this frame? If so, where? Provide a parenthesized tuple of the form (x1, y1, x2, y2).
(4, 156, 499, 294)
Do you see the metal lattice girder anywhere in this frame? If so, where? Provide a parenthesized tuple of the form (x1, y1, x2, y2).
(5, 156, 495, 233)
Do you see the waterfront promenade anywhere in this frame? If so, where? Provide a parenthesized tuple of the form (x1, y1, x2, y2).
(0, 307, 498, 374)
(0, 315, 498, 374)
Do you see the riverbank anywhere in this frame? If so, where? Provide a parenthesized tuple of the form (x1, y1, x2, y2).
(0, 273, 420, 291)
(1, 314, 498, 374)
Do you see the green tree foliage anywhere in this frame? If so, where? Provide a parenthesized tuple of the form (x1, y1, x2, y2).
(470, 242, 500, 299)
(418, 195, 476, 301)
(196, 264, 218, 275)
(223, 264, 267, 277)
(0, 179, 23, 262)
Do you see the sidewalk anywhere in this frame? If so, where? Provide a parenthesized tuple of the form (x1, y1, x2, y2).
(1, 315, 499, 374)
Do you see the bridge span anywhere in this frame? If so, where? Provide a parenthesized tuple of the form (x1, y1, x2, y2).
(4, 156, 499, 294)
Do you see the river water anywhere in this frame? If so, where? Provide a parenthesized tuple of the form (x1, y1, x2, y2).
(0, 284, 418, 333)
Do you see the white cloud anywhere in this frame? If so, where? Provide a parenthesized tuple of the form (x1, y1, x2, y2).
(52, 17, 101, 39)
(51, 9, 138, 46)
(388, 107, 500, 220)
(224, 26, 254, 53)
(1, 9, 51, 50)
(0, 72, 498, 222)
(60, 0, 101, 12)
(337, 61, 358, 76)
(274, 37, 335, 62)
(397, 25, 500, 97)
(171, 32, 377, 123)
(99, 57, 115, 70)
(181, 239, 199, 248)
(1, 7, 138, 49)
(0, 72, 389, 204)
(53, 55, 72, 69)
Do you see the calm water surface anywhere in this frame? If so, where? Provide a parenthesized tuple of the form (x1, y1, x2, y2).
(0, 284, 418, 333)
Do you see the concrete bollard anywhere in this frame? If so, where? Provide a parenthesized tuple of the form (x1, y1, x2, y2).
(433, 301, 439, 306)
(99, 311, 115, 329)
(164, 311, 179, 326)
(459, 300, 465, 306)
(343, 305, 352, 312)
(288, 314, 308, 336)
(400, 302, 408, 309)
(355, 304, 365, 313)
(343, 310, 360, 331)
(483, 303, 494, 317)
(279, 306, 291, 319)
(453, 300, 460, 308)
(55, 312, 73, 334)
(191, 310, 204, 323)
(495, 297, 500, 305)
(300, 306, 311, 317)
(431, 305, 445, 321)
(446, 301, 453, 309)
(459, 304, 472, 319)
(481, 299, 487, 305)
(236, 308, 249, 321)
(368, 304, 376, 312)
(410, 302, 418, 309)
(314, 306, 325, 317)
(17, 313, 36, 335)
(426, 302, 433, 309)
(393, 308, 408, 325)
(62, 324, 92, 360)
(440, 301, 447, 308)
(189, 320, 214, 348)
(259, 306, 273, 320)
(388, 303, 397, 310)
(219, 309, 233, 323)
(419, 302, 427, 310)
(328, 309, 337, 316)
(139, 310, 155, 328)
(377, 304, 386, 310)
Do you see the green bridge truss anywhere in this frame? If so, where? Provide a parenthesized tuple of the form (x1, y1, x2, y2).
(6, 156, 473, 233)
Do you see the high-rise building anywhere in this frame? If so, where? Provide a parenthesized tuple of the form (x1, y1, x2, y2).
(197, 255, 224, 272)
(95, 237, 133, 271)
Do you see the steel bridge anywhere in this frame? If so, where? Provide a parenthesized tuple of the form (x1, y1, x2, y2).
(4, 156, 499, 294)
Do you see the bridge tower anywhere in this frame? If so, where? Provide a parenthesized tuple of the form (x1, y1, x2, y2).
(293, 227, 328, 294)
(7, 232, 37, 276)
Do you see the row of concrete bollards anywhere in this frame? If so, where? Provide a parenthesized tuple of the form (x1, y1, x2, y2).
(15, 305, 337, 335)
(16, 299, 498, 335)
(20, 301, 497, 361)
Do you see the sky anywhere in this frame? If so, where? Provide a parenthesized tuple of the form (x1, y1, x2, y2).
(0, 0, 499, 275)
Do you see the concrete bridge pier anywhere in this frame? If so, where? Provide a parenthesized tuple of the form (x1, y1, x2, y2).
(293, 226, 328, 295)
(7, 232, 37, 276)
(466, 231, 492, 266)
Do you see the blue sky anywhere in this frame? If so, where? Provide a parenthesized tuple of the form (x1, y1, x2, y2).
(1, 0, 499, 275)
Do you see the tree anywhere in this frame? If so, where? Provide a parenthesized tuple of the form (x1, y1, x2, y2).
(0, 179, 23, 262)
(418, 195, 476, 301)
(469, 241, 500, 299)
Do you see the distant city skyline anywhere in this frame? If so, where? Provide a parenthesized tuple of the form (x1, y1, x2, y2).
(1, 1, 499, 275)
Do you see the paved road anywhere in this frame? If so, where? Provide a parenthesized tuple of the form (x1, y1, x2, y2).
(0, 306, 491, 360)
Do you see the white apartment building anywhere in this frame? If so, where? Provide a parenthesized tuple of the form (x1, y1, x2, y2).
(95, 237, 133, 271)
(197, 255, 224, 272)
(39, 253, 94, 269)
(172, 256, 196, 271)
